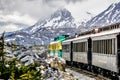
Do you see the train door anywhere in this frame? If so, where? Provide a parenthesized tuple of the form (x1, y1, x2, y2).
(117, 34, 120, 74)
(70, 41, 73, 66)
(87, 37, 92, 65)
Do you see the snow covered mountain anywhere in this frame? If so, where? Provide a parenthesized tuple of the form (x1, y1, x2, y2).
(23, 8, 77, 34)
(5, 8, 80, 45)
(5, 2, 120, 45)
(86, 2, 120, 28)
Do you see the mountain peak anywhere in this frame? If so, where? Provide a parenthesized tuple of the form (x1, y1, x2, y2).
(114, 2, 120, 10)
(5, 8, 78, 45)
(51, 8, 73, 21)
(85, 2, 120, 27)
(107, 2, 120, 11)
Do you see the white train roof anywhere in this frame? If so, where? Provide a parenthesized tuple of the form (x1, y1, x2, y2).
(62, 28, 120, 43)
(50, 40, 61, 45)
(91, 28, 120, 39)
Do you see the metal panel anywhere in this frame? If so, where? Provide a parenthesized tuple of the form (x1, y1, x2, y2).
(62, 52, 70, 61)
(62, 41, 71, 45)
(73, 52, 88, 64)
(92, 53, 118, 72)
(73, 39, 87, 43)
(92, 33, 117, 41)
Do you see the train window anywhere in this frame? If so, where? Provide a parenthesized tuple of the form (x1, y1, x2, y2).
(107, 40, 108, 54)
(73, 44, 75, 51)
(112, 26, 113, 29)
(102, 40, 105, 53)
(62, 44, 69, 52)
(92, 39, 113, 54)
(97, 41, 99, 53)
(104, 39, 113, 54)
(96, 41, 98, 53)
(99, 40, 102, 53)
(113, 39, 116, 55)
(101, 40, 102, 53)
(73, 42, 86, 52)
(95, 41, 97, 53)
(117, 24, 119, 28)
(114, 25, 116, 29)
(113, 25, 115, 29)
(102, 40, 104, 53)
(104, 40, 106, 54)
(93, 41, 95, 53)
(107, 40, 109, 54)
(75, 43, 77, 52)
(93, 41, 96, 53)
(99, 40, 100, 53)
(109, 39, 112, 54)
(112, 39, 114, 54)
(108, 40, 111, 54)
(110, 39, 112, 54)
(104, 40, 106, 53)
(92, 42, 94, 52)
(73, 43, 78, 52)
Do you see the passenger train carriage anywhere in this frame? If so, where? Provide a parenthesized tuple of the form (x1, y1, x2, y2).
(62, 22, 120, 79)
(49, 35, 69, 58)
(49, 41, 62, 57)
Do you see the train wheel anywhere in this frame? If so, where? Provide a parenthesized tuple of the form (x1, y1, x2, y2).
(98, 68, 101, 74)
(91, 66, 94, 73)
(111, 73, 119, 80)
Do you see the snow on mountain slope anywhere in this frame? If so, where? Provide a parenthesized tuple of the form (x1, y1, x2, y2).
(86, 2, 120, 28)
(24, 8, 77, 34)
(5, 1, 120, 46)
(5, 8, 80, 45)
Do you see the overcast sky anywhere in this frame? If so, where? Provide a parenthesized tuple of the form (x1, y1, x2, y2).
(0, 0, 120, 33)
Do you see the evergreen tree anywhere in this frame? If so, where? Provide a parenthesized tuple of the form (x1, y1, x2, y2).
(0, 32, 5, 58)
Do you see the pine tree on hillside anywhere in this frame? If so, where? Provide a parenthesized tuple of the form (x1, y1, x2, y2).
(0, 32, 5, 60)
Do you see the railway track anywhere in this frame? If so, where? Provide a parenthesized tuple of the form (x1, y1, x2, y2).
(67, 66, 111, 80)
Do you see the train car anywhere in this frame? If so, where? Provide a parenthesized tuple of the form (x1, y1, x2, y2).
(62, 39, 73, 66)
(90, 23, 120, 77)
(62, 22, 120, 79)
(49, 41, 62, 57)
(49, 35, 69, 58)
(72, 36, 92, 69)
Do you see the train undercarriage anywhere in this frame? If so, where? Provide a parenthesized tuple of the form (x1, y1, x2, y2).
(66, 60, 119, 80)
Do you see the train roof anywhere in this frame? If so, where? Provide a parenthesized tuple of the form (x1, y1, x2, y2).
(50, 40, 61, 45)
(62, 22, 120, 43)
(90, 28, 120, 39)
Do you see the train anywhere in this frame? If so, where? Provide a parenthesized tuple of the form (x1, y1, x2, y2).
(49, 35, 69, 58)
(62, 22, 120, 79)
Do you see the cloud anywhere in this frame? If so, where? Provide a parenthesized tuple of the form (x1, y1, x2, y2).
(65, 0, 85, 3)
(42, 0, 85, 8)
(43, 0, 84, 4)
(0, 0, 85, 21)
(0, 11, 36, 25)
(0, 0, 120, 33)
(65, 0, 120, 22)
(0, 11, 36, 33)
(0, 24, 22, 33)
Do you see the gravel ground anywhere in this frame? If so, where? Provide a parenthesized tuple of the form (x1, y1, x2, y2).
(43, 57, 97, 80)
(65, 68, 96, 80)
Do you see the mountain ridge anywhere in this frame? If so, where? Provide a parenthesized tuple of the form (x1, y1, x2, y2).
(4, 2, 120, 45)
(5, 8, 80, 45)
(85, 2, 120, 28)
